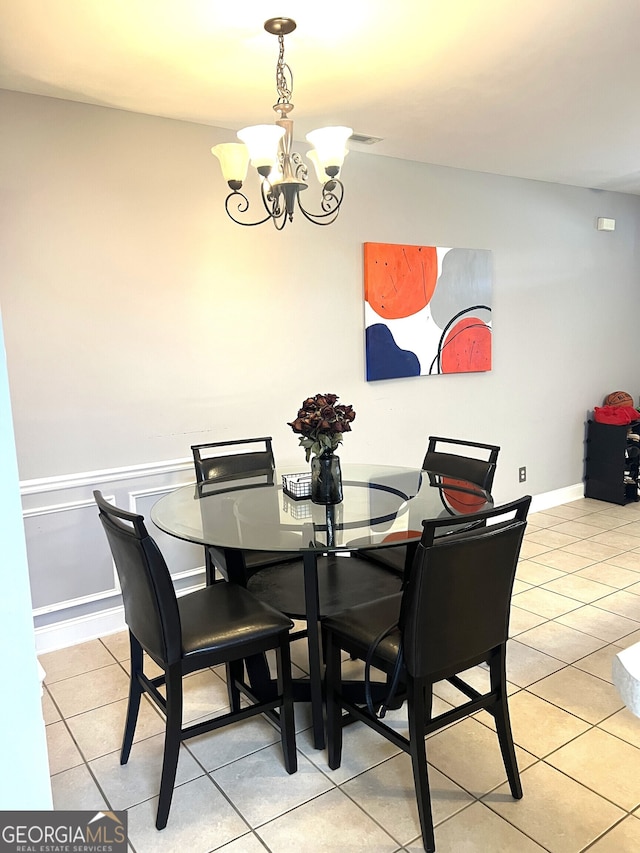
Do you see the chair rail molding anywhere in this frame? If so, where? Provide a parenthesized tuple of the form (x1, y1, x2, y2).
(21, 457, 202, 653)
(20, 457, 193, 495)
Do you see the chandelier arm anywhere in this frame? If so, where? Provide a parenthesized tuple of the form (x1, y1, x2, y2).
(261, 179, 279, 217)
(296, 180, 345, 225)
(319, 180, 344, 213)
(296, 205, 341, 226)
(260, 180, 290, 229)
(271, 211, 288, 230)
(223, 190, 276, 227)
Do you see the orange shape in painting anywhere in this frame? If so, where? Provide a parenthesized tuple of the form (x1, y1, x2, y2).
(441, 317, 491, 374)
(365, 242, 438, 319)
(441, 477, 488, 514)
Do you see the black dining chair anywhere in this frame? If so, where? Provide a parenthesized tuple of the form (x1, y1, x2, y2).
(191, 437, 403, 619)
(423, 435, 500, 491)
(323, 495, 531, 853)
(192, 437, 301, 586)
(93, 490, 297, 830)
(357, 436, 501, 577)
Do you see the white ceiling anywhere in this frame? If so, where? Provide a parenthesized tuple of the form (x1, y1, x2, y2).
(2, 0, 640, 194)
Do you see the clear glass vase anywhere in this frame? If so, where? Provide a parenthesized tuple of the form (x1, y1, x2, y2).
(310, 451, 343, 505)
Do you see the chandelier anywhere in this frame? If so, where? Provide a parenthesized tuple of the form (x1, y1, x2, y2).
(211, 18, 352, 229)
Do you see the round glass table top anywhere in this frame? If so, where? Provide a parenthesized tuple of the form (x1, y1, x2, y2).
(150, 463, 493, 554)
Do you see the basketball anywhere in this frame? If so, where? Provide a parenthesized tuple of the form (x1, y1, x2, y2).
(442, 477, 489, 514)
(604, 391, 634, 408)
(382, 530, 422, 543)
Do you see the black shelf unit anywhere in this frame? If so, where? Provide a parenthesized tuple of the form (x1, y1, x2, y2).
(584, 419, 639, 505)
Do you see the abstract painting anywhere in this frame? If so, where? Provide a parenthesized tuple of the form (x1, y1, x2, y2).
(364, 242, 492, 381)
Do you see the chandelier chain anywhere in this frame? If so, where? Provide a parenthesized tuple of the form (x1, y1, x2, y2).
(275, 33, 293, 105)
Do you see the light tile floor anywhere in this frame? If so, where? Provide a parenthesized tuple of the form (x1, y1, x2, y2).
(39, 497, 640, 852)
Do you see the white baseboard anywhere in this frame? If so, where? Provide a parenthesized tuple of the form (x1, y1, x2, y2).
(35, 483, 585, 654)
(35, 605, 127, 654)
(529, 482, 584, 513)
(34, 578, 208, 654)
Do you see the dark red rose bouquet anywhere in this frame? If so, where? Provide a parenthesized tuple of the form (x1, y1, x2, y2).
(288, 393, 356, 461)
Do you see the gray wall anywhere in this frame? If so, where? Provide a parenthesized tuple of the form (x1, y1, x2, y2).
(1, 89, 639, 644)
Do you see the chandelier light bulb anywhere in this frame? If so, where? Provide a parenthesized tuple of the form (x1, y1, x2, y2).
(211, 143, 250, 189)
(237, 125, 286, 174)
(305, 127, 353, 177)
(307, 148, 349, 184)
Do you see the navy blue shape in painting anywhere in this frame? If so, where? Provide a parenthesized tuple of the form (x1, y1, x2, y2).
(366, 324, 421, 381)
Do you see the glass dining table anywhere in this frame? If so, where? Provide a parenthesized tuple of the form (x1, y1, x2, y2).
(151, 463, 493, 748)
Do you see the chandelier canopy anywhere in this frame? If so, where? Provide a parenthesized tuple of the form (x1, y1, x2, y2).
(211, 18, 352, 229)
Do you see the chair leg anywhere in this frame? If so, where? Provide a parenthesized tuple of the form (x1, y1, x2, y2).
(407, 678, 436, 853)
(275, 637, 297, 775)
(156, 665, 183, 830)
(325, 631, 343, 771)
(245, 652, 275, 698)
(226, 659, 242, 712)
(120, 633, 143, 765)
(490, 647, 522, 799)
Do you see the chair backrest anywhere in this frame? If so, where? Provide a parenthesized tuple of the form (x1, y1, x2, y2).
(191, 437, 275, 485)
(400, 496, 530, 681)
(94, 491, 181, 665)
(422, 435, 501, 491)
